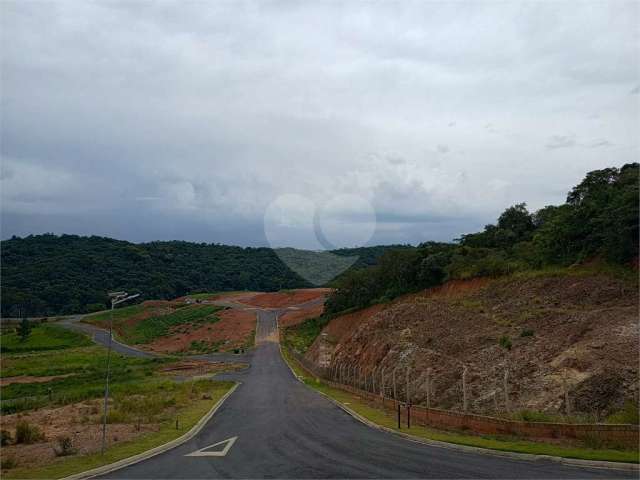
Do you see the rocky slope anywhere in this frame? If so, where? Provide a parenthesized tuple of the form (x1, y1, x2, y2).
(306, 270, 639, 418)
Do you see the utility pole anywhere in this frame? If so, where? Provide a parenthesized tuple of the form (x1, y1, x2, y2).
(101, 291, 139, 454)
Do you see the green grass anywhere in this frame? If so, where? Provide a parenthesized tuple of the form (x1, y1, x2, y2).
(4, 380, 235, 480)
(0, 324, 93, 353)
(184, 292, 219, 300)
(85, 304, 146, 324)
(282, 315, 330, 354)
(130, 305, 223, 344)
(281, 347, 639, 464)
(1, 346, 170, 414)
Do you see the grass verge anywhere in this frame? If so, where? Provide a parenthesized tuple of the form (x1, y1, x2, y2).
(281, 347, 639, 464)
(3, 380, 235, 480)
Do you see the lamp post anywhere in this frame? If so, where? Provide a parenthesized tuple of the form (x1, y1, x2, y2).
(101, 291, 139, 454)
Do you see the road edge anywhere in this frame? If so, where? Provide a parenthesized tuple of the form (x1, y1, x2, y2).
(278, 344, 639, 473)
(61, 381, 240, 480)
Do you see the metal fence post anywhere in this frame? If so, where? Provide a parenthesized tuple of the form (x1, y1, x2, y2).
(462, 365, 468, 413)
(426, 367, 431, 409)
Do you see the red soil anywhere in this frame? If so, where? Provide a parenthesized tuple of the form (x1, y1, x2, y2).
(0, 374, 75, 387)
(278, 303, 325, 328)
(144, 308, 257, 354)
(239, 288, 331, 308)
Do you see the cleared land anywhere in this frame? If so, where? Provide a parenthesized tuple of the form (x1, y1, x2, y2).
(84, 301, 254, 354)
(0, 323, 236, 478)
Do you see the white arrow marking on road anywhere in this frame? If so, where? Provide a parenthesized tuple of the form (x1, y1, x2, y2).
(185, 437, 237, 457)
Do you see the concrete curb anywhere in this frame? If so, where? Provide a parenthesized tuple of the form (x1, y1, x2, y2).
(279, 347, 639, 473)
(61, 382, 240, 480)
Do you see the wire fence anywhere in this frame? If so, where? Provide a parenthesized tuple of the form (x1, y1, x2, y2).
(288, 349, 639, 448)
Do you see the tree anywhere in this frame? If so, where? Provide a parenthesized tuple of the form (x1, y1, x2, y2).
(18, 315, 31, 343)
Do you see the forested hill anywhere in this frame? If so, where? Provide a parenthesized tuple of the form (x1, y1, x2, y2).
(326, 163, 639, 314)
(0, 237, 406, 316)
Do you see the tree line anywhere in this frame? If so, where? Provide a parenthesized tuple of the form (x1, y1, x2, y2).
(325, 163, 639, 314)
(0, 235, 403, 316)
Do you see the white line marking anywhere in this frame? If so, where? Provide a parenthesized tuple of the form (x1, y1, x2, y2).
(185, 436, 238, 457)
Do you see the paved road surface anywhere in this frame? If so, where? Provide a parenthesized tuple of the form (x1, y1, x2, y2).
(59, 316, 155, 359)
(97, 310, 634, 479)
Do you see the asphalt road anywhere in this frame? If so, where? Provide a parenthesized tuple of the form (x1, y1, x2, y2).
(59, 316, 156, 358)
(97, 310, 635, 479)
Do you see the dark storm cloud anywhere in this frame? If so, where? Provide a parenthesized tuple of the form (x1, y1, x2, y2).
(1, 1, 638, 248)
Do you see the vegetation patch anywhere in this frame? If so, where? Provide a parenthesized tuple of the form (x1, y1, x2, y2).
(0, 324, 92, 353)
(2, 380, 235, 479)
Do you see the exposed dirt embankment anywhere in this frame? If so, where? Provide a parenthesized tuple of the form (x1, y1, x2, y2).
(144, 308, 256, 354)
(278, 303, 325, 328)
(238, 288, 330, 309)
(307, 272, 639, 416)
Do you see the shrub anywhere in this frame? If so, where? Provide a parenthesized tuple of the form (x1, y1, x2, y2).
(1, 457, 17, 470)
(606, 401, 640, 425)
(499, 335, 512, 350)
(54, 435, 77, 456)
(1, 429, 13, 446)
(15, 420, 44, 444)
(520, 329, 534, 337)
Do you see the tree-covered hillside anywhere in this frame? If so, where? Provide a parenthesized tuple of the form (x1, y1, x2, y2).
(326, 163, 639, 314)
(0, 237, 404, 316)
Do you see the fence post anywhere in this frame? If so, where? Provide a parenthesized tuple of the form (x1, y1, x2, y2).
(503, 366, 510, 412)
(563, 369, 572, 416)
(380, 367, 385, 397)
(397, 401, 401, 429)
(406, 366, 411, 405)
(462, 365, 468, 413)
(364, 369, 368, 392)
(426, 368, 431, 409)
(493, 375, 499, 412)
(392, 367, 398, 402)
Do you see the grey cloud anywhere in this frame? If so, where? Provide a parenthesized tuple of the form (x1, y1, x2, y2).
(546, 135, 577, 149)
(587, 139, 613, 148)
(630, 85, 640, 95)
(1, 1, 638, 248)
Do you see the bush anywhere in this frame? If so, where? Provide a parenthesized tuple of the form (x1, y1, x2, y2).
(606, 401, 639, 425)
(499, 335, 512, 350)
(520, 329, 534, 337)
(1, 429, 13, 446)
(15, 420, 44, 444)
(54, 435, 77, 456)
(1, 457, 17, 470)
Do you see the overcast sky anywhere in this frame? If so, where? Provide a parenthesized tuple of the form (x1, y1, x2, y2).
(1, 1, 638, 249)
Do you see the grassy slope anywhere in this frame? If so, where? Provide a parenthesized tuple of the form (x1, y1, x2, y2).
(5, 380, 235, 480)
(1, 345, 168, 414)
(280, 347, 639, 464)
(1, 323, 93, 353)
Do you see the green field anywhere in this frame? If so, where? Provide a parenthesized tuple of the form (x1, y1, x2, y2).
(1, 344, 169, 414)
(0, 323, 93, 353)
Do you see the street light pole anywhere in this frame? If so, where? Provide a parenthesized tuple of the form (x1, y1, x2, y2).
(101, 291, 139, 454)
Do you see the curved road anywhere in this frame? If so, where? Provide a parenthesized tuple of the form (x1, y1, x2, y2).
(97, 310, 634, 479)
